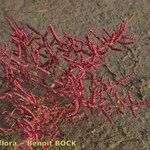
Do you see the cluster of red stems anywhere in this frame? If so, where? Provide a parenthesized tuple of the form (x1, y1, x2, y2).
(0, 18, 149, 150)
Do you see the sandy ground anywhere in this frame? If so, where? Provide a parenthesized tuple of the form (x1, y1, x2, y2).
(0, 0, 150, 150)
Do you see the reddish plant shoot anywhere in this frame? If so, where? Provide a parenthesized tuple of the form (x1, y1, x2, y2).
(0, 18, 149, 150)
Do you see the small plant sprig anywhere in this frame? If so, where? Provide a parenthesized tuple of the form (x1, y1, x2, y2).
(0, 18, 149, 150)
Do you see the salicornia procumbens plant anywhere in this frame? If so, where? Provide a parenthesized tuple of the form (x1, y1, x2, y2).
(0, 18, 149, 150)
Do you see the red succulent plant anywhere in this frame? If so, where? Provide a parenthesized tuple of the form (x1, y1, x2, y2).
(0, 18, 149, 150)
